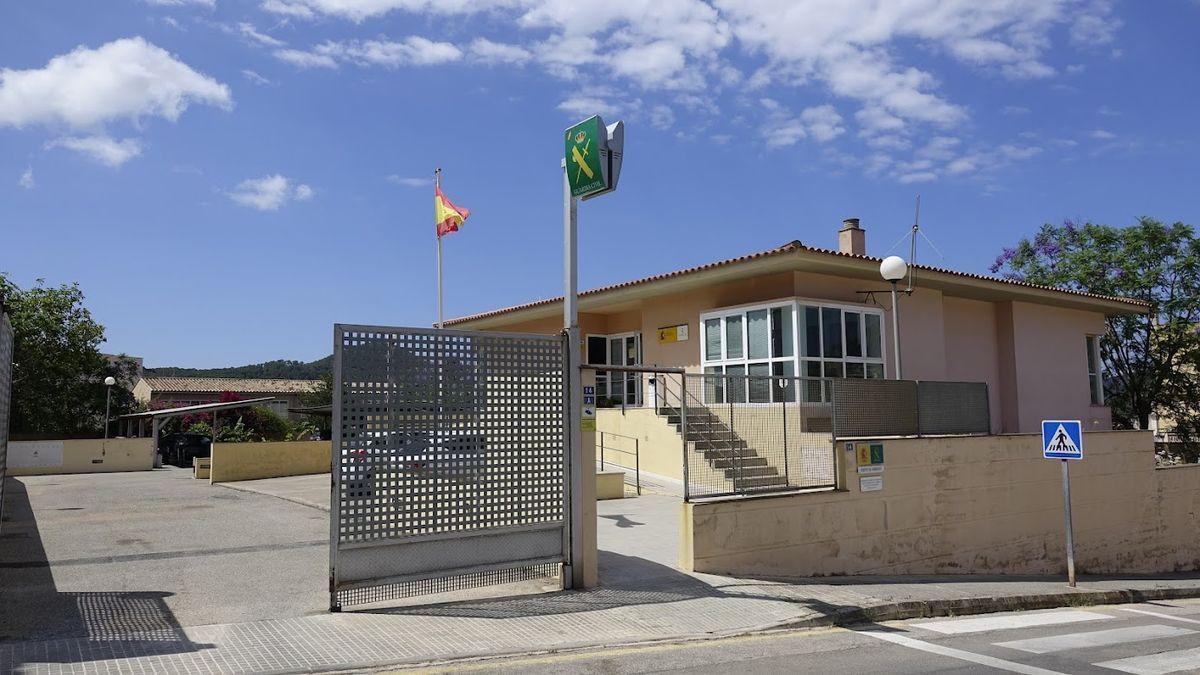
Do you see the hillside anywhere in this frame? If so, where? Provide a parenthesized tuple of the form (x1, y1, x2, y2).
(146, 355, 332, 380)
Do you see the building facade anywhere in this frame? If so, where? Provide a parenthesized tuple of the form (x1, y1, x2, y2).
(132, 376, 322, 421)
(446, 219, 1145, 435)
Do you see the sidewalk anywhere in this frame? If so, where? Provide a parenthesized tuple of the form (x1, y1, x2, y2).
(4, 491, 1200, 673)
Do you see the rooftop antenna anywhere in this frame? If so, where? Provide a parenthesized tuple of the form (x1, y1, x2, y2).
(883, 194, 945, 293)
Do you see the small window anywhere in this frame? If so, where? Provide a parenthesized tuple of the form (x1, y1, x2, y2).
(803, 306, 820, 357)
(747, 310, 769, 359)
(704, 318, 722, 361)
(725, 315, 743, 359)
(1086, 335, 1104, 405)
(771, 306, 794, 358)
(865, 314, 882, 359)
(845, 311, 862, 358)
(822, 307, 842, 358)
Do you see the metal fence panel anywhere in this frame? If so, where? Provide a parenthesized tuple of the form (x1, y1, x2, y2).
(330, 325, 567, 609)
(917, 381, 990, 435)
(831, 378, 919, 438)
(0, 313, 10, 532)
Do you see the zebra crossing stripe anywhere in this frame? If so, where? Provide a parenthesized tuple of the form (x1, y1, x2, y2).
(1095, 646, 1200, 674)
(995, 624, 1195, 654)
(912, 610, 1112, 635)
(859, 630, 1066, 675)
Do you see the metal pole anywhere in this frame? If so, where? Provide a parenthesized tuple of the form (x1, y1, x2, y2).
(890, 281, 903, 380)
(681, 374, 690, 501)
(781, 383, 789, 487)
(436, 166, 446, 326)
(563, 159, 584, 590)
(104, 385, 112, 439)
(1062, 459, 1077, 587)
(600, 432, 605, 470)
(635, 437, 641, 495)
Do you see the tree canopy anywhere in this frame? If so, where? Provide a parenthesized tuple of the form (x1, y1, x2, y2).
(1, 276, 140, 437)
(990, 218, 1200, 451)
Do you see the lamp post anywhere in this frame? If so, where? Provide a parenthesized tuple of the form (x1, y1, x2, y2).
(103, 376, 116, 439)
(880, 256, 908, 380)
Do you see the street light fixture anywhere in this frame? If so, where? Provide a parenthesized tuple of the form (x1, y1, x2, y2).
(880, 256, 908, 380)
(103, 375, 116, 439)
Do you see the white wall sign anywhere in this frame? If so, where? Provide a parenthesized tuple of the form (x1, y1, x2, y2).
(10, 440, 64, 469)
(859, 475, 883, 492)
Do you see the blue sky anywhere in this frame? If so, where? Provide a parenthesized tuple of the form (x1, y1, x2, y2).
(1, 0, 1198, 367)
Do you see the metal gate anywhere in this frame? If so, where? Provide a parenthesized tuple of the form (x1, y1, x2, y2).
(329, 324, 569, 610)
(0, 310, 13, 533)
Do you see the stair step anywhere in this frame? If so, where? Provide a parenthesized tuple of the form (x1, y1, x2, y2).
(711, 456, 768, 469)
(733, 475, 790, 490)
(724, 465, 778, 478)
(701, 448, 757, 460)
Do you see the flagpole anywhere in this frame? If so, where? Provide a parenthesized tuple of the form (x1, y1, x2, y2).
(435, 167, 443, 329)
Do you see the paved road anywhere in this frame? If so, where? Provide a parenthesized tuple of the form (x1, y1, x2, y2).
(437, 599, 1200, 674)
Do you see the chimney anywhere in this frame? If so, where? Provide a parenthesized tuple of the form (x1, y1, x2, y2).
(838, 217, 866, 256)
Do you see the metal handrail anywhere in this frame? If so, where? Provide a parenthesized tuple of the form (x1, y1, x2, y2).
(597, 430, 641, 495)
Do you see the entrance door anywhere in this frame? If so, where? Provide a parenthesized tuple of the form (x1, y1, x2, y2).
(587, 333, 642, 407)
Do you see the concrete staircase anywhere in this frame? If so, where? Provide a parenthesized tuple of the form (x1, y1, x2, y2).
(657, 406, 789, 492)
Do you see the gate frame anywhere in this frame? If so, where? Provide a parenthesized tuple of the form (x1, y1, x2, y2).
(328, 323, 577, 611)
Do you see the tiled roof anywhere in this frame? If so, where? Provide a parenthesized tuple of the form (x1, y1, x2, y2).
(140, 376, 322, 394)
(444, 240, 1149, 326)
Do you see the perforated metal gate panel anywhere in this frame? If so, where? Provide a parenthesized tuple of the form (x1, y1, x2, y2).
(330, 325, 568, 609)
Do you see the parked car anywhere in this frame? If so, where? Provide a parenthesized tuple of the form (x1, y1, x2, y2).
(158, 432, 212, 467)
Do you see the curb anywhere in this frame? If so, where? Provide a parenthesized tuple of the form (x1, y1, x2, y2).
(214, 481, 330, 512)
(775, 586, 1200, 630)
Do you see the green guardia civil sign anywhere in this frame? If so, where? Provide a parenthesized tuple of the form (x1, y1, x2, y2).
(565, 115, 608, 198)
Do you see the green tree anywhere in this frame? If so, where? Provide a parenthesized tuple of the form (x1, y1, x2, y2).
(990, 218, 1200, 441)
(1, 276, 137, 436)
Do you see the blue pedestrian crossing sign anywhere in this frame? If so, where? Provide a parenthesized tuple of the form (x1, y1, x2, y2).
(1042, 420, 1083, 459)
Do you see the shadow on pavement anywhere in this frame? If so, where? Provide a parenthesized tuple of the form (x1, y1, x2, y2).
(354, 551, 724, 619)
(0, 477, 213, 670)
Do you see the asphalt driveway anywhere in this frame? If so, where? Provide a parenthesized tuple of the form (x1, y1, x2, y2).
(0, 467, 328, 644)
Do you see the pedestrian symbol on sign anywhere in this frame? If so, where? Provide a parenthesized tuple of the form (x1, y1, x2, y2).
(1042, 420, 1083, 460)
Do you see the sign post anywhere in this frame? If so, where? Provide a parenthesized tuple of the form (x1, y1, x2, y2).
(1042, 420, 1083, 587)
(562, 115, 624, 590)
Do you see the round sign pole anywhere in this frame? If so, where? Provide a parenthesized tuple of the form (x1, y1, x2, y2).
(1061, 458, 1077, 587)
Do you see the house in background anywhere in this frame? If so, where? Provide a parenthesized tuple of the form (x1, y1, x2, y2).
(446, 218, 1147, 435)
(133, 376, 321, 420)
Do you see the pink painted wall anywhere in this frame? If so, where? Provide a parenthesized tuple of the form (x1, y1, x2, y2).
(942, 297, 1003, 434)
(1003, 301, 1112, 432)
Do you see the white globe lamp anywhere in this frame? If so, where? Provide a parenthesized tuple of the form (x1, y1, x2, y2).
(103, 376, 117, 438)
(879, 256, 908, 380)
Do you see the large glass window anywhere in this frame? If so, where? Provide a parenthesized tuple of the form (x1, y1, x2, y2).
(702, 298, 886, 404)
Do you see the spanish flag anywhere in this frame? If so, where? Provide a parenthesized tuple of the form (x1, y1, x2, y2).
(434, 184, 470, 238)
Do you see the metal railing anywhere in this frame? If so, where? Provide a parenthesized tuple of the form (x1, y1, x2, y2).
(598, 430, 641, 495)
(656, 372, 990, 502)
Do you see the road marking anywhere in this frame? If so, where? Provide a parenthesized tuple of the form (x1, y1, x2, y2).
(995, 624, 1195, 654)
(859, 630, 1066, 675)
(1095, 645, 1200, 674)
(1117, 608, 1200, 625)
(912, 610, 1113, 635)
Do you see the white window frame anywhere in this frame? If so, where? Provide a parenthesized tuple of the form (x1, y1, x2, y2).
(700, 297, 889, 403)
(1086, 334, 1104, 406)
(587, 331, 643, 406)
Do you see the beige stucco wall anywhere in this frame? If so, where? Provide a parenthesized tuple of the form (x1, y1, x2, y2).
(682, 431, 1198, 577)
(209, 441, 331, 482)
(8, 438, 155, 475)
(596, 408, 684, 480)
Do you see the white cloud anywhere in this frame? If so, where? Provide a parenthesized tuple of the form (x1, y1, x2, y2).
(1071, 0, 1121, 47)
(47, 135, 143, 167)
(236, 22, 285, 47)
(897, 170, 938, 184)
(557, 95, 623, 119)
(274, 48, 338, 69)
(1090, 129, 1116, 140)
(800, 104, 844, 142)
(759, 98, 806, 148)
(261, 0, 315, 18)
(916, 136, 960, 161)
(228, 174, 313, 211)
(1002, 105, 1031, 115)
(610, 41, 688, 89)
(242, 69, 271, 85)
(468, 38, 532, 65)
(281, 37, 462, 69)
(649, 104, 676, 130)
(0, 37, 231, 129)
(387, 175, 430, 187)
(18, 167, 34, 189)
